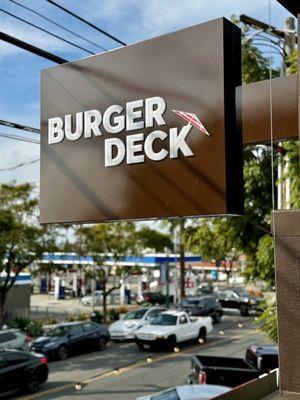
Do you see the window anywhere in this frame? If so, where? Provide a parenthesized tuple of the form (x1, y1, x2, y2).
(82, 323, 95, 333)
(5, 353, 28, 367)
(0, 332, 16, 343)
(70, 325, 84, 335)
(179, 316, 188, 324)
(124, 309, 147, 320)
(152, 315, 177, 326)
(47, 326, 70, 337)
(146, 309, 162, 321)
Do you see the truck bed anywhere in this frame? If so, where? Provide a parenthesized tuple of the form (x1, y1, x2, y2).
(191, 355, 260, 387)
(194, 355, 255, 370)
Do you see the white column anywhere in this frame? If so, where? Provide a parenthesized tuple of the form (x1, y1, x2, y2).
(120, 279, 126, 305)
(137, 275, 142, 297)
(53, 276, 60, 300)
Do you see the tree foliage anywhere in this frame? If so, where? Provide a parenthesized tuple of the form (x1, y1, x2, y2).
(0, 183, 57, 324)
(136, 225, 172, 252)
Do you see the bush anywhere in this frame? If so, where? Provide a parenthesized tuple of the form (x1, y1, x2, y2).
(90, 310, 103, 324)
(257, 300, 278, 342)
(9, 317, 43, 338)
(118, 305, 129, 314)
(108, 308, 120, 322)
(47, 318, 57, 325)
(76, 312, 89, 321)
(9, 316, 29, 331)
(26, 320, 43, 337)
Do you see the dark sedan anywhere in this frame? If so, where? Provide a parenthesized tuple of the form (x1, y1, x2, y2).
(217, 287, 263, 316)
(137, 292, 174, 305)
(178, 296, 223, 323)
(30, 321, 109, 360)
(0, 349, 48, 397)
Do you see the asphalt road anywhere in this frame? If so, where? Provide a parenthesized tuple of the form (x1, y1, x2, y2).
(20, 313, 268, 400)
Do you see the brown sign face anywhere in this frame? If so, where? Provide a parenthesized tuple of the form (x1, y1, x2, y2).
(40, 17, 243, 224)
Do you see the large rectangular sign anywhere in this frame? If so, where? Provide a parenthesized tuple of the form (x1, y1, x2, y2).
(40, 17, 243, 224)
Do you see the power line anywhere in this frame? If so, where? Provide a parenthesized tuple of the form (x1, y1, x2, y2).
(0, 31, 67, 64)
(0, 120, 40, 135)
(46, 0, 127, 46)
(9, 0, 107, 52)
(0, 132, 40, 144)
(0, 7, 95, 55)
(0, 158, 40, 172)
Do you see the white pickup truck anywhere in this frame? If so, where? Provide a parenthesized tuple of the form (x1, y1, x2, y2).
(135, 310, 213, 351)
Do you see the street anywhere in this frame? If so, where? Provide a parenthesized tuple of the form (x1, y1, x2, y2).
(19, 313, 268, 400)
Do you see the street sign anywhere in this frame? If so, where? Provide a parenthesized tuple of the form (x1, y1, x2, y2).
(40, 17, 243, 224)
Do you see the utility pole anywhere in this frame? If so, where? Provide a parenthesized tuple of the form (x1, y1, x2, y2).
(179, 218, 185, 300)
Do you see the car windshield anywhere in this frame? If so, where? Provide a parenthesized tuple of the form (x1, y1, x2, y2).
(46, 325, 70, 337)
(151, 314, 177, 326)
(123, 309, 147, 320)
(151, 389, 179, 400)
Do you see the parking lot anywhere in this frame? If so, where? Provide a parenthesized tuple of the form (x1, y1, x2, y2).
(19, 313, 267, 400)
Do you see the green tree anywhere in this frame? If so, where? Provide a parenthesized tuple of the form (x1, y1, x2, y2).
(75, 222, 139, 321)
(136, 226, 172, 252)
(0, 183, 57, 325)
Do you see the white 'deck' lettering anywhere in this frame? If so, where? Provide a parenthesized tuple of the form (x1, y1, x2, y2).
(170, 125, 194, 158)
(144, 131, 168, 161)
(105, 138, 125, 167)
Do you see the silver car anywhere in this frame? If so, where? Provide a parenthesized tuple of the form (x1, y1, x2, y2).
(0, 329, 30, 351)
(109, 307, 165, 341)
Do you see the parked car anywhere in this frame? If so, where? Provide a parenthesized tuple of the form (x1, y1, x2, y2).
(135, 311, 212, 351)
(0, 329, 30, 351)
(137, 292, 166, 305)
(0, 349, 48, 397)
(216, 287, 263, 316)
(137, 292, 174, 305)
(81, 290, 113, 306)
(109, 307, 165, 341)
(30, 321, 109, 360)
(187, 344, 278, 387)
(178, 296, 223, 323)
(136, 384, 230, 400)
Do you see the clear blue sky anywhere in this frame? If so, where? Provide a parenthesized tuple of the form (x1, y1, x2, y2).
(0, 0, 293, 188)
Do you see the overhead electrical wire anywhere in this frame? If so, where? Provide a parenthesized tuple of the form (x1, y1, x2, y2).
(0, 132, 40, 144)
(0, 7, 96, 55)
(46, 0, 127, 46)
(0, 31, 67, 63)
(0, 120, 40, 135)
(0, 158, 40, 172)
(9, 0, 107, 52)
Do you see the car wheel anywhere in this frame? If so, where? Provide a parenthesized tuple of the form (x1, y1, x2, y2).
(166, 335, 176, 352)
(98, 337, 107, 351)
(137, 342, 145, 351)
(198, 328, 207, 343)
(240, 304, 249, 316)
(212, 311, 222, 323)
(57, 345, 69, 360)
(25, 379, 39, 393)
